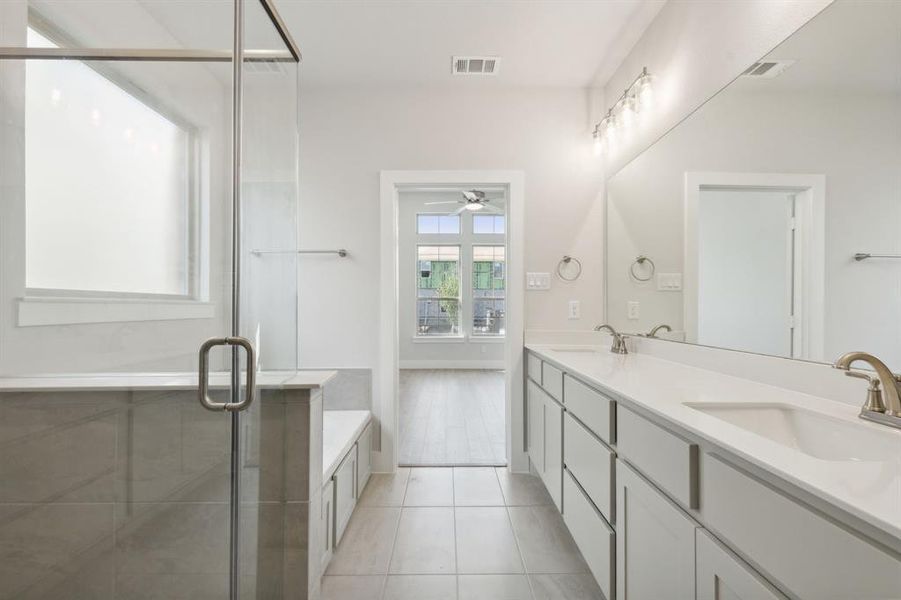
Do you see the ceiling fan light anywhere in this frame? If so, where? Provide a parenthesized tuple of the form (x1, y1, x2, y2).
(464, 203, 483, 211)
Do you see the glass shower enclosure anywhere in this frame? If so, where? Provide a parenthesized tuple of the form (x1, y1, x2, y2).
(0, 0, 300, 598)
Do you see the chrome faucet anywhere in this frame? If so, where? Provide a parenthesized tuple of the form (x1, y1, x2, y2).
(646, 324, 672, 338)
(833, 351, 901, 430)
(594, 324, 628, 354)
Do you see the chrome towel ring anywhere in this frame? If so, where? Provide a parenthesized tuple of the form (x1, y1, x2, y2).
(557, 255, 582, 281)
(630, 255, 655, 282)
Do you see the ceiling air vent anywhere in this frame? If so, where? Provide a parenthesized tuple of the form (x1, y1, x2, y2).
(740, 59, 795, 79)
(452, 56, 500, 76)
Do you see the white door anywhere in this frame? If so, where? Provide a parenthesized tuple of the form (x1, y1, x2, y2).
(697, 188, 795, 356)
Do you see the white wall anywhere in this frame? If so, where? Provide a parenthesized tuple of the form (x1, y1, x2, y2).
(397, 191, 505, 369)
(296, 86, 605, 375)
(601, 0, 830, 174)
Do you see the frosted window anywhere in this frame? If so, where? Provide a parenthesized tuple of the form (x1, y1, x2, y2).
(25, 28, 193, 296)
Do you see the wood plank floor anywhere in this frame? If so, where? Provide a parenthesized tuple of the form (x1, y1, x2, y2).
(398, 370, 506, 466)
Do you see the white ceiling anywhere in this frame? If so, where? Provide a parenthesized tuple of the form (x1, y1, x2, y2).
(272, 0, 664, 88)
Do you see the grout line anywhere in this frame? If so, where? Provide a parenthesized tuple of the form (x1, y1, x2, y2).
(505, 499, 538, 600)
(380, 473, 409, 600)
(452, 466, 461, 599)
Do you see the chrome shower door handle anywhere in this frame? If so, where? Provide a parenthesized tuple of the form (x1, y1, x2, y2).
(198, 336, 257, 412)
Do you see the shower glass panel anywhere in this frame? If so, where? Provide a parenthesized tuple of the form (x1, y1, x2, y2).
(0, 1, 299, 598)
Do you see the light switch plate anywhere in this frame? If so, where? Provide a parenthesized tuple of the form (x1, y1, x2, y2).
(657, 273, 683, 291)
(568, 300, 580, 320)
(627, 301, 640, 320)
(526, 272, 551, 290)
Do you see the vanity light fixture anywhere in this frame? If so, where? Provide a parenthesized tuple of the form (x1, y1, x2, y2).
(593, 67, 652, 156)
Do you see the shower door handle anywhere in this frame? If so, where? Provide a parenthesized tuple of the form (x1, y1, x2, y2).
(198, 336, 257, 412)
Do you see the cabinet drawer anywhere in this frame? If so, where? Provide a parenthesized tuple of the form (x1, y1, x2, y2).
(617, 407, 698, 509)
(701, 454, 901, 599)
(333, 444, 358, 545)
(564, 412, 614, 522)
(357, 422, 373, 493)
(696, 529, 786, 600)
(527, 352, 542, 385)
(541, 362, 563, 401)
(564, 374, 615, 444)
(564, 469, 614, 600)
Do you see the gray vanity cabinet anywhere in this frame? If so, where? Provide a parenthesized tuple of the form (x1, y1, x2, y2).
(541, 393, 563, 511)
(527, 380, 544, 474)
(527, 377, 562, 510)
(696, 530, 787, 600)
(616, 459, 698, 600)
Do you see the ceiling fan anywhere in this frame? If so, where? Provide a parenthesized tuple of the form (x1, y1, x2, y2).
(424, 189, 504, 215)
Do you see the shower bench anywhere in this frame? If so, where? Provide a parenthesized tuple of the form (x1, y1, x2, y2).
(320, 409, 373, 572)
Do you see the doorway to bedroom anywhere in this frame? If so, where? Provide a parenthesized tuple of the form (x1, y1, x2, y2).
(397, 186, 507, 466)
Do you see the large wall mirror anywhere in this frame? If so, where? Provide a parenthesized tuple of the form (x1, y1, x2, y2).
(605, 0, 901, 366)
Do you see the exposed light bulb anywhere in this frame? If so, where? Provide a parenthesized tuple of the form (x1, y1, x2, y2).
(637, 70, 653, 108)
(619, 94, 637, 127)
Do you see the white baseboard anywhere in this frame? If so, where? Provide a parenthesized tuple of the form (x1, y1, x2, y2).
(399, 360, 505, 370)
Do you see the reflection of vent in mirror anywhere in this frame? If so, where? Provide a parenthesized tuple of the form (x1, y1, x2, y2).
(741, 60, 795, 79)
(452, 56, 500, 75)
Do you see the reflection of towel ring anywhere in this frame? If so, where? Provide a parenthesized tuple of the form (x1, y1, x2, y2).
(557, 255, 582, 281)
(630, 255, 655, 282)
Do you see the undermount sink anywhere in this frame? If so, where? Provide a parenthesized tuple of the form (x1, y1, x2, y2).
(685, 402, 901, 462)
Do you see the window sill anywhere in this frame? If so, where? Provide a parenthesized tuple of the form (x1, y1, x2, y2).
(411, 335, 466, 343)
(411, 335, 505, 343)
(17, 295, 216, 327)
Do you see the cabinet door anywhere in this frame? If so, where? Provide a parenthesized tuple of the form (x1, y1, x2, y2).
(321, 479, 335, 571)
(696, 530, 787, 600)
(333, 444, 358, 545)
(616, 459, 698, 600)
(527, 380, 544, 475)
(542, 394, 563, 511)
(357, 422, 373, 493)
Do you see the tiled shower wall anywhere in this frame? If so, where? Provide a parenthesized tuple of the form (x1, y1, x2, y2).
(0, 387, 321, 600)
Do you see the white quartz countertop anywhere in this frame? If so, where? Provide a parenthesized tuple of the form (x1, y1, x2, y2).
(526, 344, 901, 543)
(323, 410, 372, 480)
(0, 369, 337, 392)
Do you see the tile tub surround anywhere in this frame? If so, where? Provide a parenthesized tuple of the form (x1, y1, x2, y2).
(0, 373, 333, 600)
(526, 344, 901, 551)
(322, 467, 601, 600)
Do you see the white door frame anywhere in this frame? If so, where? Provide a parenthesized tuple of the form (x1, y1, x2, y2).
(378, 170, 526, 474)
(684, 171, 825, 361)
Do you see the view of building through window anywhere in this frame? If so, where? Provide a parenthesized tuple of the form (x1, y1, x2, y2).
(416, 245, 461, 335)
(472, 245, 505, 336)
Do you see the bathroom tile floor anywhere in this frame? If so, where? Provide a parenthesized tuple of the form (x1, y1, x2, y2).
(322, 467, 603, 600)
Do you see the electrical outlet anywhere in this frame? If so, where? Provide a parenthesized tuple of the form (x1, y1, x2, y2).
(627, 301, 640, 320)
(568, 300, 581, 320)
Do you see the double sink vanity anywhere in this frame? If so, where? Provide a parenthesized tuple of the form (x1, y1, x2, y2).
(524, 342, 901, 600)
